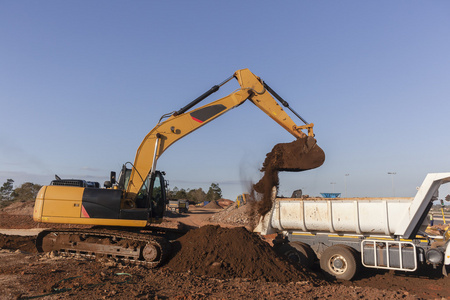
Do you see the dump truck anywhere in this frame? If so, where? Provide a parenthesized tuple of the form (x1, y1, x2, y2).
(33, 69, 325, 267)
(167, 199, 189, 213)
(255, 173, 450, 280)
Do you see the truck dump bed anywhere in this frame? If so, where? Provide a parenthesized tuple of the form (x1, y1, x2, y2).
(256, 173, 450, 239)
(264, 196, 414, 236)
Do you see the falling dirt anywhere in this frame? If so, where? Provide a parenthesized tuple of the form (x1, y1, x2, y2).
(253, 136, 325, 216)
(166, 225, 324, 284)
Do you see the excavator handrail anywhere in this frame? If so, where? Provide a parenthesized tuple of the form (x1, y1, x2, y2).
(124, 69, 315, 203)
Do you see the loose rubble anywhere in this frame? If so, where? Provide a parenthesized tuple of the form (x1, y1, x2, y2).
(209, 203, 257, 227)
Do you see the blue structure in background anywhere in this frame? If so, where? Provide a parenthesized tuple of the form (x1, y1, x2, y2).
(320, 193, 341, 198)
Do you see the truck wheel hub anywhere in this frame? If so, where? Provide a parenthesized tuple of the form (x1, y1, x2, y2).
(330, 255, 347, 273)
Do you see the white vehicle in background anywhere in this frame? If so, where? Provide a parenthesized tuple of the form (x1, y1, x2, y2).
(255, 173, 450, 280)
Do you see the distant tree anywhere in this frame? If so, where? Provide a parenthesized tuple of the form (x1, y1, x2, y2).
(174, 188, 188, 199)
(187, 188, 206, 204)
(206, 183, 222, 202)
(446, 194, 450, 203)
(11, 182, 42, 202)
(166, 187, 176, 199)
(0, 179, 14, 201)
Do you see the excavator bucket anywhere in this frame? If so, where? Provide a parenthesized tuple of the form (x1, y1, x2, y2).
(253, 136, 325, 216)
(260, 136, 325, 173)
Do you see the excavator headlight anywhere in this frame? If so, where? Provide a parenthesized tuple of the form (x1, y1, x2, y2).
(426, 248, 444, 264)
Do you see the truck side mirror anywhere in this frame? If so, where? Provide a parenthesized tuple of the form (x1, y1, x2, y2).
(104, 181, 112, 188)
(110, 171, 116, 185)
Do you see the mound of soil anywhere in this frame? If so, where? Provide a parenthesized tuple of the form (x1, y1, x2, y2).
(254, 136, 325, 216)
(0, 234, 37, 253)
(166, 225, 323, 284)
(0, 214, 37, 229)
(209, 203, 258, 228)
(0, 214, 91, 230)
(216, 199, 234, 208)
(1, 201, 34, 215)
(203, 201, 223, 209)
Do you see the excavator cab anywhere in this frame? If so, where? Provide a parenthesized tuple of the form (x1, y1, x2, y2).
(116, 165, 167, 221)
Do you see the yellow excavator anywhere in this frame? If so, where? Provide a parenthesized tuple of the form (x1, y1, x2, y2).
(33, 68, 325, 267)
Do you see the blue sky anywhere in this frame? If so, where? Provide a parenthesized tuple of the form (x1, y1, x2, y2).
(1, 1, 450, 200)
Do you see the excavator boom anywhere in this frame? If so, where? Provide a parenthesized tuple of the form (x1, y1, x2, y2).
(125, 69, 323, 202)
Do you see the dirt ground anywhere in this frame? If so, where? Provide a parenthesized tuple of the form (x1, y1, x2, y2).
(1, 206, 450, 299)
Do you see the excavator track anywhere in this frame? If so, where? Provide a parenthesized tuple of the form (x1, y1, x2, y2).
(36, 228, 170, 268)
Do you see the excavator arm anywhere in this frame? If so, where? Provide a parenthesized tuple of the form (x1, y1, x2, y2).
(125, 69, 320, 202)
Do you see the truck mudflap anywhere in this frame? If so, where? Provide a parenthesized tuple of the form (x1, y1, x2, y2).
(361, 240, 417, 272)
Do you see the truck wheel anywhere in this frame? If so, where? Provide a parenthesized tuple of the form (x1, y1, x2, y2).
(320, 245, 359, 280)
(275, 242, 315, 268)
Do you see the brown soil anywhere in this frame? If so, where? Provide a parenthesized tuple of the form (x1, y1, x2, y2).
(166, 225, 322, 284)
(0, 213, 92, 230)
(253, 136, 325, 215)
(1, 203, 450, 299)
(0, 250, 416, 300)
(216, 198, 234, 208)
(0, 234, 37, 253)
(203, 200, 223, 209)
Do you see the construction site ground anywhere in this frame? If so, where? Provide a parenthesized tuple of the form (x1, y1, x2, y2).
(1, 203, 450, 299)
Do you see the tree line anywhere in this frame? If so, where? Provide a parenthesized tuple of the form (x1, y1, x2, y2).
(0, 179, 43, 207)
(167, 182, 223, 204)
(0, 178, 223, 206)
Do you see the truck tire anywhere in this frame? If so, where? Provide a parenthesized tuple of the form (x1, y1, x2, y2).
(275, 242, 315, 268)
(320, 245, 359, 280)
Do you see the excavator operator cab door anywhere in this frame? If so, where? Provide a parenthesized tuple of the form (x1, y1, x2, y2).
(148, 171, 166, 220)
(119, 170, 166, 222)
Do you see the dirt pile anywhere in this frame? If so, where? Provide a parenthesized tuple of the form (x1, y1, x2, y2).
(203, 200, 223, 209)
(209, 203, 258, 228)
(216, 198, 234, 208)
(254, 136, 325, 216)
(166, 225, 323, 284)
(0, 234, 38, 253)
(0, 213, 91, 230)
(1, 200, 34, 215)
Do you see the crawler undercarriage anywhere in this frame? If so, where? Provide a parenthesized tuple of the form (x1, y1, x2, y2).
(36, 228, 170, 268)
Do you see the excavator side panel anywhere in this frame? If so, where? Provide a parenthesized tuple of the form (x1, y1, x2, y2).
(41, 186, 83, 218)
(35, 185, 147, 227)
(81, 188, 122, 219)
